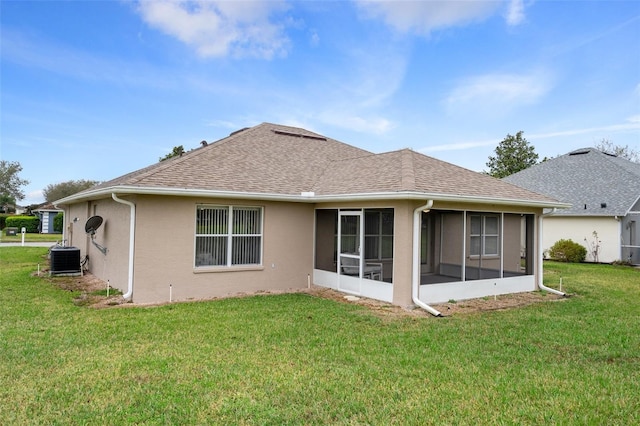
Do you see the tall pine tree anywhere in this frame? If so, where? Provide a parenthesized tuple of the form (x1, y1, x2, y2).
(486, 131, 539, 178)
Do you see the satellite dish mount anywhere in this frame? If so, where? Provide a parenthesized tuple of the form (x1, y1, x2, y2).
(85, 216, 107, 255)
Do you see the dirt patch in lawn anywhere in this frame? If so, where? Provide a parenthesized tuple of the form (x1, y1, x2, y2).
(304, 286, 566, 318)
(36, 270, 128, 308)
(39, 270, 567, 316)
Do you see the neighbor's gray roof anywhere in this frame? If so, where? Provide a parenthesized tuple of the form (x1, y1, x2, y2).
(57, 123, 563, 207)
(503, 147, 640, 216)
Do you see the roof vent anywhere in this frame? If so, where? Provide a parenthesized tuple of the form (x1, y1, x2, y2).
(569, 148, 591, 156)
(601, 203, 607, 208)
(272, 129, 327, 141)
(229, 127, 250, 136)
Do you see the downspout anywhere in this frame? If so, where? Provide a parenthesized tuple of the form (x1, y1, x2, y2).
(112, 193, 136, 301)
(538, 208, 566, 296)
(413, 200, 442, 316)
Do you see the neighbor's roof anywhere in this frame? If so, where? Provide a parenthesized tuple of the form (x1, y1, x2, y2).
(503, 147, 640, 216)
(33, 202, 62, 212)
(56, 123, 565, 208)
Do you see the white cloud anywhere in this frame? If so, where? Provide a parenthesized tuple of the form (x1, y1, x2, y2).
(204, 119, 239, 129)
(421, 120, 640, 154)
(505, 0, 525, 26)
(445, 71, 552, 112)
(529, 122, 640, 140)
(420, 139, 496, 153)
(319, 111, 394, 135)
(23, 190, 45, 206)
(1, 29, 177, 89)
(135, 0, 290, 59)
(354, 0, 505, 35)
(309, 29, 320, 47)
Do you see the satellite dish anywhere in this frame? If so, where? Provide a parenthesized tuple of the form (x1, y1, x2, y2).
(84, 216, 107, 255)
(85, 216, 103, 235)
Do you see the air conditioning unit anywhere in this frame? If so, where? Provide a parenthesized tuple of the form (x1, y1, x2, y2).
(50, 246, 81, 276)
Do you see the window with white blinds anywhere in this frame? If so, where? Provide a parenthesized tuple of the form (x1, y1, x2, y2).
(195, 206, 263, 267)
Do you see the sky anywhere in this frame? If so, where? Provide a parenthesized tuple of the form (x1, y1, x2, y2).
(1, 0, 639, 206)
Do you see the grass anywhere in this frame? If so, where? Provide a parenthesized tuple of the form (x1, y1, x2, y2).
(1, 247, 639, 425)
(1, 231, 61, 243)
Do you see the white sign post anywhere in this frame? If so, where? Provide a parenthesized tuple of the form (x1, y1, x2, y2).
(21, 227, 26, 246)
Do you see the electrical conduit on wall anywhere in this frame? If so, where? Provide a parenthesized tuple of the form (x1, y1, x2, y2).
(112, 193, 136, 300)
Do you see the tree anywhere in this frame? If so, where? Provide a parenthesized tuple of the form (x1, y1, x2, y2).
(486, 131, 539, 178)
(159, 145, 185, 162)
(43, 179, 101, 202)
(595, 139, 639, 163)
(0, 160, 30, 211)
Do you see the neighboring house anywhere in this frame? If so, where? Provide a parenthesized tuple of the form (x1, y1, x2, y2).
(504, 147, 640, 265)
(33, 203, 63, 234)
(55, 123, 567, 314)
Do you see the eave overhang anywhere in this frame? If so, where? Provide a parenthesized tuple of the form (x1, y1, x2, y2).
(54, 185, 571, 210)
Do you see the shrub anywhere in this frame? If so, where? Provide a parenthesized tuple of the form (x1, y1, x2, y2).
(0, 214, 10, 230)
(5, 215, 40, 233)
(53, 212, 64, 233)
(548, 239, 587, 263)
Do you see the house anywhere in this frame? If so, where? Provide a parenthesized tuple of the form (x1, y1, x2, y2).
(55, 123, 568, 314)
(504, 147, 640, 264)
(33, 203, 63, 234)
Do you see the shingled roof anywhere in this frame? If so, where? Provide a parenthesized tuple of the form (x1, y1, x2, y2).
(57, 123, 563, 207)
(503, 147, 640, 216)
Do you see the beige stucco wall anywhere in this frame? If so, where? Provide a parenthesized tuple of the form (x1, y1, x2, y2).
(63, 195, 314, 303)
(503, 214, 525, 273)
(543, 216, 621, 263)
(129, 196, 314, 303)
(63, 199, 132, 294)
(391, 201, 414, 306)
(62, 194, 547, 306)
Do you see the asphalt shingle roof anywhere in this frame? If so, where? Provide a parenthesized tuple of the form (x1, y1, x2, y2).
(70, 123, 559, 206)
(503, 148, 640, 216)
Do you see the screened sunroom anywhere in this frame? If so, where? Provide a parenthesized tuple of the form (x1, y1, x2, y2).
(314, 208, 395, 302)
(418, 210, 537, 304)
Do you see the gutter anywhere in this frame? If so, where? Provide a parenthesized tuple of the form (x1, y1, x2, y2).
(111, 193, 136, 301)
(55, 186, 570, 210)
(537, 208, 566, 297)
(412, 200, 442, 317)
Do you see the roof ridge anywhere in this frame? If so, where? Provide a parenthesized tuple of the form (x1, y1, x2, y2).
(401, 149, 416, 191)
(597, 149, 640, 178)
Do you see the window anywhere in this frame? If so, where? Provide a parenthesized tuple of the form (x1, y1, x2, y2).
(470, 215, 499, 256)
(364, 209, 394, 259)
(195, 206, 262, 267)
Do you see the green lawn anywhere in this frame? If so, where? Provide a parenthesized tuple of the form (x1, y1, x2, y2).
(1, 247, 638, 425)
(0, 231, 61, 243)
